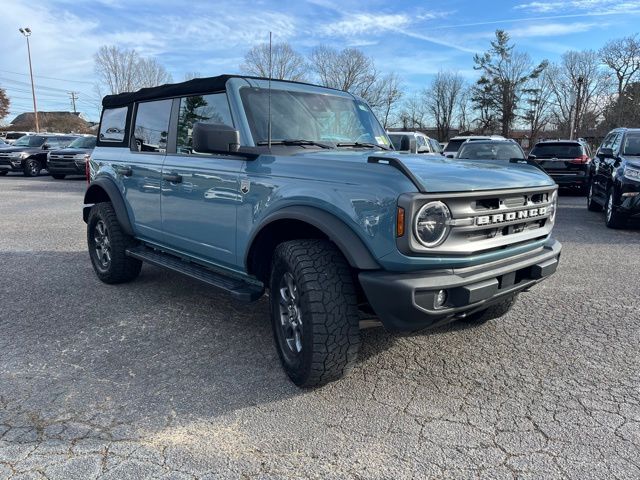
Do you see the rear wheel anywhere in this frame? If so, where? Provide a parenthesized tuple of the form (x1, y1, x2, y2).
(87, 202, 142, 284)
(23, 158, 41, 177)
(51, 173, 66, 179)
(269, 239, 360, 388)
(605, 191, 627, 229)
(587, 183, 602, 212)
(460, 294, 518, 325)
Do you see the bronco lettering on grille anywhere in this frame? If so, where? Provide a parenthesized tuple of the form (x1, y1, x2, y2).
(476, 206, 548, 226)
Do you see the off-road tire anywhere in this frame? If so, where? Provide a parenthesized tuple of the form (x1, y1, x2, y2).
(605, 191, 627, 229)
(87, 202, 142, 284)
(461, 294, 518, 325)
(23, 158, 41, 177)
(586, 183, 602, 212)
(269, 239, 360, 388)
(51, 174, 66, 179)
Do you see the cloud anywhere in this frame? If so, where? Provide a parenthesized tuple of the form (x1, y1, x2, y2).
(515, 0, 640, 13)
(509, 21, 601, 37)
(319, 13, 411, 36)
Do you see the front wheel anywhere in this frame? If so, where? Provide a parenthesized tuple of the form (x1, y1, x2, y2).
(87, 202, 142, 284)
(605, 192, 627, 229)
(23, 158, 41, 177)
(269, 240, 360, 388)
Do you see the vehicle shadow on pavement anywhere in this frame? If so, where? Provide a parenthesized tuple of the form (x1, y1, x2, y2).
(0, 250, 307, 444)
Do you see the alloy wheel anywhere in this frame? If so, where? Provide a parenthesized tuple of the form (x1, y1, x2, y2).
(278, 272, 303, 354)
(93, 220, 112, 269)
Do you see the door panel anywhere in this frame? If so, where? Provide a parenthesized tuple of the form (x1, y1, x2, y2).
(161, 155, 242, 269)
(121, 98, 173, 242)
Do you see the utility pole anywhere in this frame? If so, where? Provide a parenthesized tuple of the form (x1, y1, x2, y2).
(68, 91, 79, 113)
(18, 27, 39, 133)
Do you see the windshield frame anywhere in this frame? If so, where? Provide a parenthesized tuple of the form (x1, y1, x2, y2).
(227, 78, 391, 149)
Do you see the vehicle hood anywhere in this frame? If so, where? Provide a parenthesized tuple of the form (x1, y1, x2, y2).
(0, 146, 42, 153)
(49, 148, 93, 155)
(293, 150, 555, 193)
(624, 155, 640, 168)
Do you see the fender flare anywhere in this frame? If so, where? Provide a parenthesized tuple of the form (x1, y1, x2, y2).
(246, 205, 380, 270)
(83, 177, 134, 236)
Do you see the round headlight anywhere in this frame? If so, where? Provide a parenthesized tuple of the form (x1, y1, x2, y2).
(549, 190, 557, 223)
(414, 201, 451, 248)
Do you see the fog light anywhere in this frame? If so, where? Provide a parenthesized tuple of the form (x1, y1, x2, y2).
(434, 289, 447, 308)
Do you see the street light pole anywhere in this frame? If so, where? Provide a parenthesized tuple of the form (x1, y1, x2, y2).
(18, 27, 39, 133)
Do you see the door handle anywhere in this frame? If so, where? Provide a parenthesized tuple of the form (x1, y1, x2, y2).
(163, 172, 182, 183)
(113, 165, 132, 177)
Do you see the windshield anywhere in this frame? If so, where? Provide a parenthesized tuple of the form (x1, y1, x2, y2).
(622, 133, 640, 156)
(13, 135, 46, 147)
(457, 142, 524, 160)
(444, 139, 466, 153)
(68, 136, 97, 149)
(388, 134, 406, 150)
(240, 87, 390, 147)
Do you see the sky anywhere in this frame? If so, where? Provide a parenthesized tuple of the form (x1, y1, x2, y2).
(1, 0, 640, 123)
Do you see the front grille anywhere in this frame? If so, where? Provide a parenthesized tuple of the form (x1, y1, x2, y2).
(49, 154, 77, 162)
(399, 186, 557, 256)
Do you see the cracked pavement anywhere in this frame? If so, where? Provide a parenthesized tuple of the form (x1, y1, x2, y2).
(0, 174, 639, 479)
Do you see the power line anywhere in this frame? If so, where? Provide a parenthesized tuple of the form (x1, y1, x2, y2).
(0, 69, 95, 85)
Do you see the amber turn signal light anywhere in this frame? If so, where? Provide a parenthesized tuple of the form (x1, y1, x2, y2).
(396, 207, 405, 237)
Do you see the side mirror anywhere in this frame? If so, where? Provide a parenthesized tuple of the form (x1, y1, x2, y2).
(192, 123, 240, 154)
(528, 154, 537, 160)
(445, 153, 454, 159)
(598, 147, 613, 158)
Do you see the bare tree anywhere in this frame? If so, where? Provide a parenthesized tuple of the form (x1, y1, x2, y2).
(183, 72, 201, 81)
(424, 71, 464, 141)
(374, 74, 402, 128)
(399, 93, 427, 130)
(456, 87, 473, 133)
(241, 42, 308, 81)
(547, 50, 613, 137)
(521, 70, 554, 145)
(473, 30, 548, 137)
(94, 45, 172, 95)
(600, 35, 640, 97)
(0, 87, 9, 121)
(137, 57, 173, 88)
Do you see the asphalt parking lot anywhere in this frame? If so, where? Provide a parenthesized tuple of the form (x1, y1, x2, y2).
(0, 174, 639, 479)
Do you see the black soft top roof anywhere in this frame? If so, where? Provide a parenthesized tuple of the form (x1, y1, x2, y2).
(101, 74, 340, 108)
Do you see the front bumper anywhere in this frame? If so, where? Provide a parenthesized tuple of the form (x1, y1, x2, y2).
(47, 160, 85, 175)
(359, 238, 561, 332)
(0, 158, 24, 172)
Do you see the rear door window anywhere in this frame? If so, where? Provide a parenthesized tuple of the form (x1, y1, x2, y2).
(99, 107, 128, 143)
(132, 100, 172, 153)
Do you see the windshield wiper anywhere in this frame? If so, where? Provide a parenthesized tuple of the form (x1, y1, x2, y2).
(257, 139, 333, 149)
(336, 142, 391, 151)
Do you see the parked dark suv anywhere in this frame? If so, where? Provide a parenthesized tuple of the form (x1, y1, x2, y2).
(47, 135, 96, 179)
(528, 140, 592, 193)
(455, 139, 527, 162)
(587, 128, 640, 228)
(0, 134, 79, 177)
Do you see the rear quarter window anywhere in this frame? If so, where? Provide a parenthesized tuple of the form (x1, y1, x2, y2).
(99, 107, 129, 143)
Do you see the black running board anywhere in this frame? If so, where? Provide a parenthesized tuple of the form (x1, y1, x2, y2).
(126, 246, 264, 302)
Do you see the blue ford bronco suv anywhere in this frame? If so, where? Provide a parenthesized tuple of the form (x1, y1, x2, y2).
(84, 75, 561, 387)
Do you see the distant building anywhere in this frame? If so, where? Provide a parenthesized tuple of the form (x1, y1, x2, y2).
(2, 111, 91, 134)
